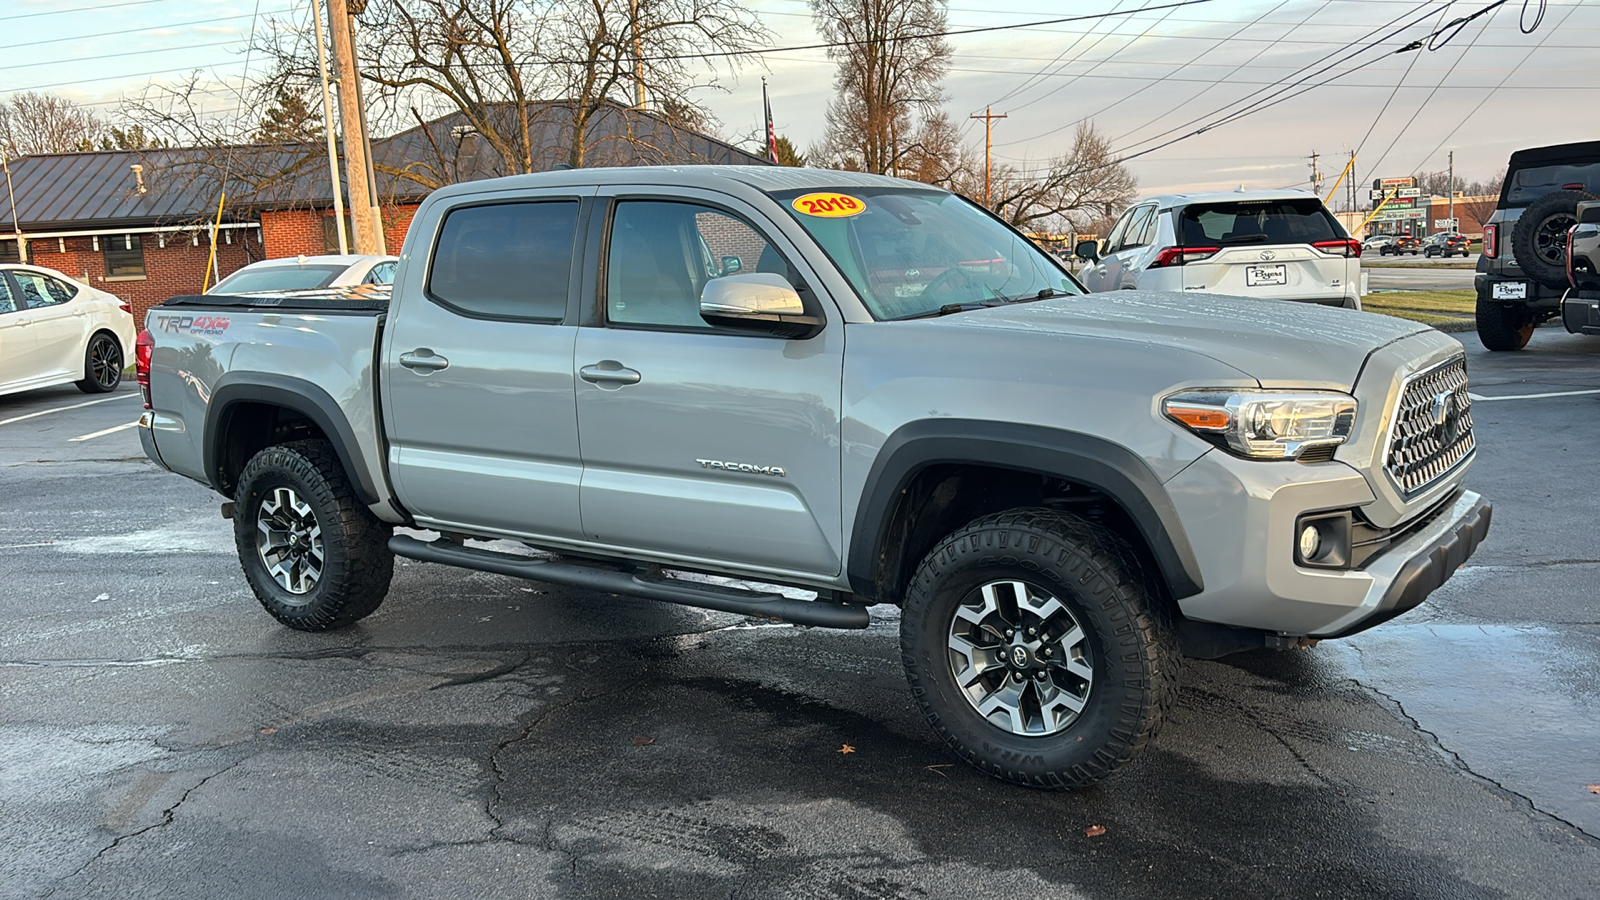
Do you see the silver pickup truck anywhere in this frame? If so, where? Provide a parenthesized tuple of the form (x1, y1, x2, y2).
(137, 166, 1490, 789)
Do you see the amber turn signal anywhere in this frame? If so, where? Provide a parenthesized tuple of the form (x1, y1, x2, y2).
(1164, 403, 1231, 431)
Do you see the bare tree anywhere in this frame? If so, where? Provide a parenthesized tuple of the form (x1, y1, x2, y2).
(985, 122, 1137, 232)
(810, 0, 950, 176)
(0, 93, 106, 157)
(250, 0, 768, 188)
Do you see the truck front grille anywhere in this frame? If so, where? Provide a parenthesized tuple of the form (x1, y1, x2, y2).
(1384, 355, 1474, 497)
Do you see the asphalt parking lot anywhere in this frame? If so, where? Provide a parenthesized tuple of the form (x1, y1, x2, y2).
(3, 327, 1598, 900)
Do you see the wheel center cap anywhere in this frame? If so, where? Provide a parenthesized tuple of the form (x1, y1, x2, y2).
(1008, 645, 1034, 669)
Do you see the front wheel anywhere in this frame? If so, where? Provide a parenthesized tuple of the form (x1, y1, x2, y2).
(900, 509, 1179, 789)
(234, 440, 393, 630)
(75, 332, 123, 393)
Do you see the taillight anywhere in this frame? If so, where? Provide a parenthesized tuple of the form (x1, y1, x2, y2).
(119, 302, 132, 315)
(1149, 246, 1220, 268)
(1312, 238, 1362, 258)
(1483, 224, 1498, 259)
(135, 329, 155, 410)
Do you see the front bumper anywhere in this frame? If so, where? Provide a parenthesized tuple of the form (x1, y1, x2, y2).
(1164, 449, 1489, 638)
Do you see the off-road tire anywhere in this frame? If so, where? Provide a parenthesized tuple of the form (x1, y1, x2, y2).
(1475, 295, 1535, 351)
(1512, 189, 1600, 289)
(900, 508, 1180, 789)
(74, 332, 123, 393)
(234, 439, 393, 631)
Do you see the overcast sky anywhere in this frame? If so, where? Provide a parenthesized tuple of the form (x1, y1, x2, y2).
(4, 0, 1592, 200)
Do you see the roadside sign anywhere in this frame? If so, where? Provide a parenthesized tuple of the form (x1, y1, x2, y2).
(1397, 187, 1422, 198)
(1375, 176, 1416, 189)
(1435, 218, 1459, 230)
(1371, 207, 1427, 222)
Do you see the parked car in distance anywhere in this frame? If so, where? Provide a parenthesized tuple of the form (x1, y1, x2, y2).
(1476, 140, 1600, 350)
(1362, 235, 1396, 254)
(1422, 233, 1472, 258)
(138, 166, 1489, 790)
(1074, 189, 1361, 307)
(0, 263, 135, 398)
(207, 254, 398, 295)
(1380, 234, 1421, 256)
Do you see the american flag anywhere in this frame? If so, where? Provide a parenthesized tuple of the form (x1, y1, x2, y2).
(763, 79, 779, 165)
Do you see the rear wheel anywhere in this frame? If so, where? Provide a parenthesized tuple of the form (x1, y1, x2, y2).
(900, 509, 1179, 789)
(74, 332, 122, 393)
(234, 440, 393, 630)
(1476, 296, 1535, 351)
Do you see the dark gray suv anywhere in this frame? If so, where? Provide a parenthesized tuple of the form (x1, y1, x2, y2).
(1475, 140, 1600, 350)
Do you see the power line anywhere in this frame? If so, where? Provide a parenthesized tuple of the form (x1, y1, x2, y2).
(0, 41, 244, 75)
(1344, 1, 1457, 190)
(0, 8, 295, 54)
(0, 0, 178, 23)
(995, 0, 1189, 120)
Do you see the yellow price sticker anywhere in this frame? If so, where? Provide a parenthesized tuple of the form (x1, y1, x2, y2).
(791, 192, 866, 218)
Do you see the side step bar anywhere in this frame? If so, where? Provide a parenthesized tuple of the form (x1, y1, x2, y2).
(388, 535, 871, 629)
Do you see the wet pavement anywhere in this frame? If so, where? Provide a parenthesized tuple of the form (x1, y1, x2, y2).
(2, 329, 1598, 899)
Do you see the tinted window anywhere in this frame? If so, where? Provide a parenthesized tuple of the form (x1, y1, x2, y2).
(607, 200, 795, 330)
(104, 235, 146, 278)
(364, 261, 397, 284)
(429, 201, 578, 320)
(13, 271, 76, 308)
(1117, 205, 1156, 252)
(1179, 199, 1340, 246)
(1505, 162, 1600, 207)
(1102, 209, 1134, 252)
(0, 276, 14, 313)
(211, 264, 345, 294)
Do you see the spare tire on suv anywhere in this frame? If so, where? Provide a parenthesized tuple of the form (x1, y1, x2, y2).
(1512, 189, 1600, 288)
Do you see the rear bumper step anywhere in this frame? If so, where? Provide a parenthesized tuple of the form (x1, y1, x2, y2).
(388, 535, 871, 629)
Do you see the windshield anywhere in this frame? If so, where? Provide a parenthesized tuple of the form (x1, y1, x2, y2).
(1179, 198, 1342, 246)
(210, 264, 345, 294)
(772, 187, 1081, 320)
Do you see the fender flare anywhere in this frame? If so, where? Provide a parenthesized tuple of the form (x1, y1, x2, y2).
(203, 373, 382, 506)
(846, 419, 1205, 602)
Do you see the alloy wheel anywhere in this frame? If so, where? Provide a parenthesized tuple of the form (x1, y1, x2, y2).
(89, 336, 121, 389)
(946, 579, 1094, 736)
(255, 486, 325, 597)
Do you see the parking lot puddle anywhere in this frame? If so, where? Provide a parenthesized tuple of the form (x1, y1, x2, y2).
(1330, 623, 1600, 838)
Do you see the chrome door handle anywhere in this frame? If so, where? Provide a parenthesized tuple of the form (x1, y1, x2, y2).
(580, 362, 641, 385)
(398, 350, 450, 371)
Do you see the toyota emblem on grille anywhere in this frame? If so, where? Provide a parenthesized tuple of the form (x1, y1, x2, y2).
(1430, 391, 1453, 428)
(1259, 250, 1276, 261)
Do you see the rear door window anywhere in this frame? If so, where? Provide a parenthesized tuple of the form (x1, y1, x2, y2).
(1505, 162, 1600, 207)
(428, 200, 579, 321)
(1179, 199, 1341, 247)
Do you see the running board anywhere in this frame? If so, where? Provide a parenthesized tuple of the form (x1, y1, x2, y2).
(388, 535, 871, 629)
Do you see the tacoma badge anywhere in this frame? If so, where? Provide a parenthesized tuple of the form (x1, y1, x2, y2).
(695, 459, 787, 477)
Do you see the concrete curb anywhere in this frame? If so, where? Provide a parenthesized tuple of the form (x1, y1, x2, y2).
(1431, 320, 1475, 333)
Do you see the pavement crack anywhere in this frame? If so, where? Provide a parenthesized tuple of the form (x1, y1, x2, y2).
(50, 758, 247, 894)
(1357, 680, 1600, 845)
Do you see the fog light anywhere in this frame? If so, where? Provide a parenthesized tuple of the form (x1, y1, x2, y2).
(1299, 525, 1321, 561)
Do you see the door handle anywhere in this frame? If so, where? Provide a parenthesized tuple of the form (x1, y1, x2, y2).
(14, 316, 30, 326)
(580, 362, 642, 386)
(398, 349, 450, 372)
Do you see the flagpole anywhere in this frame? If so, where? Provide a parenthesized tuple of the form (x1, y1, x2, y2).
(763, 77, 779, 165)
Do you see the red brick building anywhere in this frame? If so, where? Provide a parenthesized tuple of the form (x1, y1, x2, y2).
(1, 103, 768, 327)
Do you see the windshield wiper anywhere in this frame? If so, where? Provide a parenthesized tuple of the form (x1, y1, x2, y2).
(890, 301, 999, 320)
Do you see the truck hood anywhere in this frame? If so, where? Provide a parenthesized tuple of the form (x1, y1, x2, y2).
(949, 290, 1433, 388)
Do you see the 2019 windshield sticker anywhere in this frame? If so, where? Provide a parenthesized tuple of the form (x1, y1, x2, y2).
(791, 193, 866, 218)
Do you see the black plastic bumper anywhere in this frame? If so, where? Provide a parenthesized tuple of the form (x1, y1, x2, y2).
(1562, 291, 1600, 335)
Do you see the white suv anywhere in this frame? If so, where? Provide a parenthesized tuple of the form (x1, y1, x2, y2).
(1074, 189, 1362, 309)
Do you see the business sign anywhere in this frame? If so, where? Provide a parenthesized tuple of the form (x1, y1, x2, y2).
(1370, 186, 1424, 200)
(1375, 176, 1416, 189)
(1371, 206, 1427, 222)
(1435, 218, 1459, 230)
(1397, 187, 1422, 198)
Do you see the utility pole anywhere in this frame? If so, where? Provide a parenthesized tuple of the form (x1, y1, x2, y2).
(327, 0, 379, 254)
(310, 0, 347, 255)
(1308, 149, 1322, 192)
(1447, 150, 1455, 232)
(1348, 150, 1356, 215)
(630, 0, 646, 110)
(2, 149, 24, 264)
(969, 107, 1007, 208)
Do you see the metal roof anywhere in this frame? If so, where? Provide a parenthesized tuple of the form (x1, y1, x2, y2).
(0, 101, 767, 233)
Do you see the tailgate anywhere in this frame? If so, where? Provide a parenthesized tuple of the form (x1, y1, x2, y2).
(1184, 245, 1354, 302)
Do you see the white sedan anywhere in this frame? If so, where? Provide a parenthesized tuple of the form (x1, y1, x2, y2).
(209, 254, 398, 295)
(0, 264, 136, 398)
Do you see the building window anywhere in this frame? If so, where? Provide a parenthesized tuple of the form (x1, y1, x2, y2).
(321, 215, 354, 254)
(104, 234, 146, 278)
(0, 239, 21, 264)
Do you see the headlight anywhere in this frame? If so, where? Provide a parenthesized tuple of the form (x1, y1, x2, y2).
(1163, 390, 1357, 460)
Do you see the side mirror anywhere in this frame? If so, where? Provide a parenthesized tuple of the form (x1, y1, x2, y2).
(1074, 239, 1100, 262)
(719, 256, 743, 275)
(700, 273, 822, 339)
